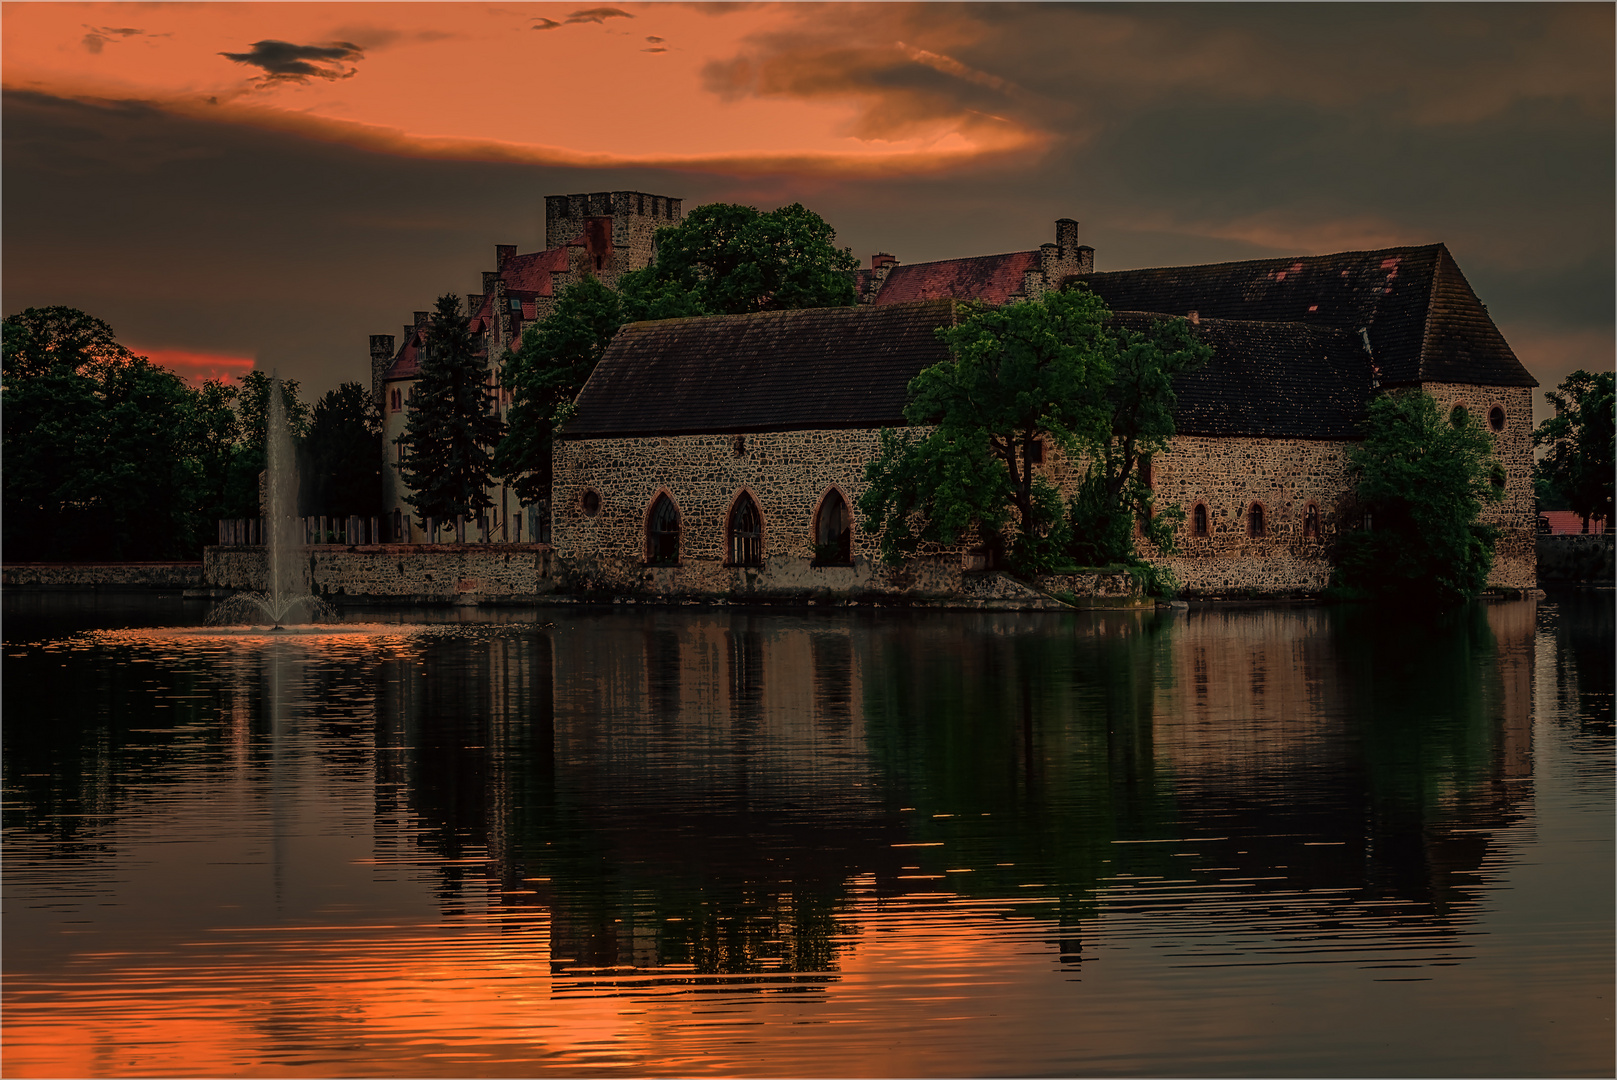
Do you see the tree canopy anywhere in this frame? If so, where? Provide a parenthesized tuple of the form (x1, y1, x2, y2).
(493, 277, 623, 507)
(618, 202, 858, 319)
(1533, 369, 1614, 532)
(1067, 315, 1210, 566)
(1332, 389, 1503, 607)
(396, 293, 505, 529)
(302, 382, 382, 518)
(2, 307, 210, 559)
(858, 289, 1208, 576)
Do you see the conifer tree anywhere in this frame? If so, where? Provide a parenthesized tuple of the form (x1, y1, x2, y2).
(396, 294, 504, 531)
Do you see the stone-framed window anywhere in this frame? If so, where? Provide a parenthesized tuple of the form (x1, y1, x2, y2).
(1192, 502, 1209, 537)
(813, 488, 853, 565)
(1450, 403, 1470, 426)
(1247, 502, 1266, 538)
(1026, 438, 1045, 465)
(646, 493, 681, 565)
(1488, 404, 1507, 432)
(392, 508, 403, 542)
(727, 491, 763, 567)
(1303, 503, 1320, 539)
(581, 489, 601, 517)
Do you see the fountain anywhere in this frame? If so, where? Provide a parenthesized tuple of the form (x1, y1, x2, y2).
(209, 375, 333, 628)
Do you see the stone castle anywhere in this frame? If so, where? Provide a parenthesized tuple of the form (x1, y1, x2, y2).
(372, 192, 1537, 601)
(371, 192, 683, 544)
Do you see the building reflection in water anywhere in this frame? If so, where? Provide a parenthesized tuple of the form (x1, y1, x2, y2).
(349, 602, 1545, 992)
(5, 596, 1591, 1077)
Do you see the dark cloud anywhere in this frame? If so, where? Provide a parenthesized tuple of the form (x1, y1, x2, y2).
(643, 47, 668, 54)
(565, 8, 633, 25)
(646, 36, 664, 43)
(81, 26, 149, 54)
(219, 40, 365, 84)
(532, 18, 561, 31)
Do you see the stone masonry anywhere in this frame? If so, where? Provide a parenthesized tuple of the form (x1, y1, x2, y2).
(551, 428, 1126, 606)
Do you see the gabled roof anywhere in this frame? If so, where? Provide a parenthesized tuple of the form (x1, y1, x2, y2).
(864, 251, 1040, 306)
(1112, 313, 1373, 439)
(564, 301, 956, 438)
(1072, 244, 1534, 388)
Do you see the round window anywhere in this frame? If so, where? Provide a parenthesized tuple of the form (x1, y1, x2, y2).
(581, 489, 601, 517)
(1449, 404, 1469, 427)
(1488, 405, 1506, 432)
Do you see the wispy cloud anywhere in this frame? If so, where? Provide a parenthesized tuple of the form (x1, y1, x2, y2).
(565, 8, 633, 26)
(81, 25, 155, 55)
(219, 40, 364, 85)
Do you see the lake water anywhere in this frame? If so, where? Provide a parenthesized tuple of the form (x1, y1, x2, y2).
(3, 592, 1611, 1077)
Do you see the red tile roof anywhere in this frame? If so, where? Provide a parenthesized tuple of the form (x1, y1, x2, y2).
(1538, 511, 1606, 535)
(871, 251, 1040, 306)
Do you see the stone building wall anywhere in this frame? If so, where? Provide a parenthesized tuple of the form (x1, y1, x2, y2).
(1416, 382, 1537, 589)
(204, 544, 553, 603)
(1132, 434, 1354, 596)
(554, 400, 1539, 600)
(551, 429, 1084, 605)
(2, 562, 203, 590)
(1537, 534, 1615, 584)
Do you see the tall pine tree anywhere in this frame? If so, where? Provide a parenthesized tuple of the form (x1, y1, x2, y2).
(396, 294, 505, 532)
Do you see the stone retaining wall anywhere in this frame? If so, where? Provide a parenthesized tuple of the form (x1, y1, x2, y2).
(204, 545, 554, 604)
(2, 563, 203, 590)
(1537, 534, 1615, 584)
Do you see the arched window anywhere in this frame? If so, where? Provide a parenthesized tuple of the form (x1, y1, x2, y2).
(1192, 503, 1209, 537)
(1303, 503, 1320, 539)
(1248, 502, 1266, 538)
(814, 489, 852, 565)
(647, 494, 680, 564)
(728, 492, 762, 566)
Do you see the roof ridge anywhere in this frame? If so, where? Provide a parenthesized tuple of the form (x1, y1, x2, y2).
(617, 298, 952, 333)
(887, 249, 1039, 268)
(1082, 242, 1447, 278)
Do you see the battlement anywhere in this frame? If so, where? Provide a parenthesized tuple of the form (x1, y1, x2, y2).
(544, 191, 682, 264)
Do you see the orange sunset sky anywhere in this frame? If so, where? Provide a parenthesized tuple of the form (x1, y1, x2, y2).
(3, 2, 1611, 413)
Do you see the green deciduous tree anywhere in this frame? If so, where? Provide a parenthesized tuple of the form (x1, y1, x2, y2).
(302, 382, 382, 518)
(494, 277, 623, 507)
(2, 307, 212, 559)
(397, 293, 505, 530)
(618, 202, 858, 318)
(858, 290, 1208, 577)
(1068, 317, 1211, 566)
(1533, 369, 1614, 532)
(1332, 390, 1503, 608)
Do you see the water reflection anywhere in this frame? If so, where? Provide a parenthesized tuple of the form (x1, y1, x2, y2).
(3, 595, 1611, 1076)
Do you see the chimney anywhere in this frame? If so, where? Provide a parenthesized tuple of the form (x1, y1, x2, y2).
(495, 244, 516, 269)
(871, 252, 897, 270)
(1076, 245, 1094, 274)
(1188, 311, 1200, 325)
(1055, 218, 1080, 256)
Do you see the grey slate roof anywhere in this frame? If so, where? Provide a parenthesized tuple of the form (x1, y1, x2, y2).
(1071, 244, 1535, 388)
(563, 300, 956, 438)
(1112, 313, 1372, 439)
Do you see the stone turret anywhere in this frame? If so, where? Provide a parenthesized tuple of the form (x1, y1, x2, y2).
(545, 191, 682, 279)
